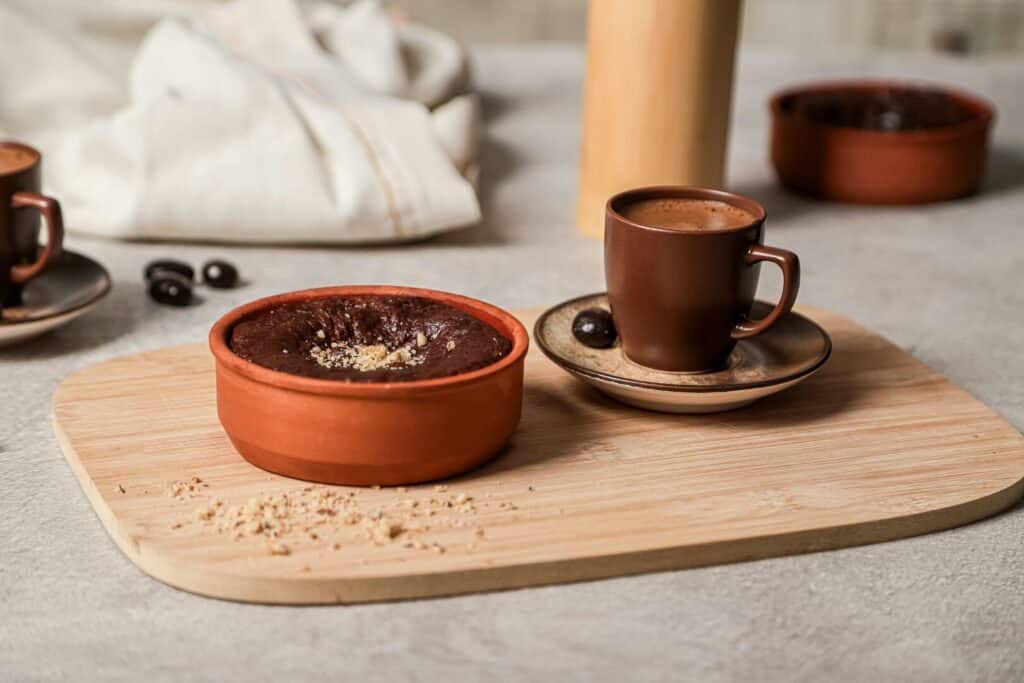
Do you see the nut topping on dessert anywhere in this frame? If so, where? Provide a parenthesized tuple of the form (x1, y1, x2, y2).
(309, 341, 425, 371)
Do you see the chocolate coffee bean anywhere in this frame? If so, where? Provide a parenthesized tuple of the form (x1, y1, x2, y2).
(144, 259, 194, 282)
(572, 308, 617, 349)
(148, 273, 193, 307)
(201, 260, 239, 289)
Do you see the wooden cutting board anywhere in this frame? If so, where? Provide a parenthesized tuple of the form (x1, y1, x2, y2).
(52, 306, 1024, 604)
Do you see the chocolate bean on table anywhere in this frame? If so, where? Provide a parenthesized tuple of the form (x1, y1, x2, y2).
(148, 273, 193, 307)
(143, 259, 194, 282)
(572, 308, 617, 349)
(202, 259, 239, 289)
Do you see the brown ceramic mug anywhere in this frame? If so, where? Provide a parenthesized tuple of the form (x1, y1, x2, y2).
(0, 141, 64, 307)
(605, 186, 799, 372)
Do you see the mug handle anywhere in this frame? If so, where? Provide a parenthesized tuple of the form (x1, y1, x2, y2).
(730, 244, 800, 340)
(9, 191, 64, 284)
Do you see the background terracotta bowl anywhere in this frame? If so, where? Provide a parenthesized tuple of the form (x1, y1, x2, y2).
(209, 285, 529, 486)
(770, 80, 994, 204)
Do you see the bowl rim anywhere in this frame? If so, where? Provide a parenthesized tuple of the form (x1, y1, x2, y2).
(208, 285, 529, 397)
(769, 78, 995, 142)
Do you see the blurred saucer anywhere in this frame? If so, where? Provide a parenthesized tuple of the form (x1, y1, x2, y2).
(0, 250, 111, 347)
(534, 293, 831, 414)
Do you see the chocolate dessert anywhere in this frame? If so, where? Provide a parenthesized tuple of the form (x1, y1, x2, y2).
(229, 295, 512, 382)
(786, 88, 973, 132)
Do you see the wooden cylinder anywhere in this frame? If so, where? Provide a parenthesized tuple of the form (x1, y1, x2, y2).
(576, 0, 742, 238)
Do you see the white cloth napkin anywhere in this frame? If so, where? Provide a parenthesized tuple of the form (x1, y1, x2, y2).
(0, 0, 481, 243)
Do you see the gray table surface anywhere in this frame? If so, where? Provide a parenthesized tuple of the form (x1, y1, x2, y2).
(3, 45, 1023, 682)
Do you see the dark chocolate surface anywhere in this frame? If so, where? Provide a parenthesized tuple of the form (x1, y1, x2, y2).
(228, 295, 513, 382)
(787, 88, 973, 131)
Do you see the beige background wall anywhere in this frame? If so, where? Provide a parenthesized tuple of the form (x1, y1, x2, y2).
(387, 0, 1024, 54)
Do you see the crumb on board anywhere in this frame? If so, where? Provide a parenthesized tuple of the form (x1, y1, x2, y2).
(164, 479, 520, 562)
(267, 540, 290, 556)
(167, 476, 208, 500)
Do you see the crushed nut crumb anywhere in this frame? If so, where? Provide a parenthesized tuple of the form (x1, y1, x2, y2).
(167, 476, 208, 500)
(267, 541, 290, 555)
(310, 341, 424, 371)
(170, 480, 500, 562)
(367, 518, 404, 545)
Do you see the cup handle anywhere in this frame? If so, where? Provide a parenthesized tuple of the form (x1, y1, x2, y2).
(730, 244, 800, 340)
(9, 191, 64, 284)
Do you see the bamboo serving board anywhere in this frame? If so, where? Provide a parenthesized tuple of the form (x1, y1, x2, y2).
(53, 307, 1024, 604)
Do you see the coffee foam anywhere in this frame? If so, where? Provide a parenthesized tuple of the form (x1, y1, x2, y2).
(0, 146, 37, 174)
(618, 198, 755, 231)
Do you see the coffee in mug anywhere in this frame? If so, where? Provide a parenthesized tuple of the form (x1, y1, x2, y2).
(0, 146, 38, 174)
(605, 186, 800, 372)
(617, 198, 756, 231)
(0, 141, 64, 308)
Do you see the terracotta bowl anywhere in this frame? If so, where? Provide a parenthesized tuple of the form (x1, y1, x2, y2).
(209, 285, 529, 486)
(770, 80, 995, 204)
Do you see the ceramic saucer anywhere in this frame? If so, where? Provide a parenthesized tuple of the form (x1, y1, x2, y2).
(534, 293, 832, 414)
(0, 250, 112, 347)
